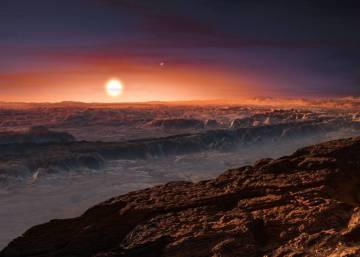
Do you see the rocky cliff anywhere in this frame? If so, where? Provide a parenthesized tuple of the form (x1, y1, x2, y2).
(2, 137, 360, 257)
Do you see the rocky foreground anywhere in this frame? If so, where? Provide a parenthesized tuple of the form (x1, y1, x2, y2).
(2, 137, 360, 256)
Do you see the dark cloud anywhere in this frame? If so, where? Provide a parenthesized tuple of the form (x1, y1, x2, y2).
(93, 0, 360, 49)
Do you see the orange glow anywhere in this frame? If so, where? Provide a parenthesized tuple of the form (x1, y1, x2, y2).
(0, 54, 267, 103)
(105, 79, 123, 97)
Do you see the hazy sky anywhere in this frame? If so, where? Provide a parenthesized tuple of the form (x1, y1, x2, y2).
(1, 0, 359, 102)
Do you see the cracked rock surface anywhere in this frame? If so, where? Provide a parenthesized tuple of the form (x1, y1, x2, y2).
(2, 137, 360, 257)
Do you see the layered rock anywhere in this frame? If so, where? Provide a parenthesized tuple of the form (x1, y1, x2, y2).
(0, 119, 355, 182)
(0, 126, 75, 145)
(2, 137, 360, 256)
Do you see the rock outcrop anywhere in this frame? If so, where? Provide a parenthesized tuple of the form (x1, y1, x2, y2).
(0, 126, 75, 145)
(2, 137, 360, 256)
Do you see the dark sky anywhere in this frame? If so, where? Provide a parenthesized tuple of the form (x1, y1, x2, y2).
(0, 0, 359, 102)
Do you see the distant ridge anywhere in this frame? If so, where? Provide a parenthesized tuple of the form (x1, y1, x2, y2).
(1, 96, 360, 109)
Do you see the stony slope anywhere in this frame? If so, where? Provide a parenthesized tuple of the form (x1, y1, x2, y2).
(2, 137, 360, 257)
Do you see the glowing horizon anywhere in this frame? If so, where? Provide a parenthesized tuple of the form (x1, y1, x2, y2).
(0, 1, 359, 102)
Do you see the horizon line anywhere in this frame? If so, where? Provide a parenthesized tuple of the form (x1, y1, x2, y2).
(0, 96, 359, 106)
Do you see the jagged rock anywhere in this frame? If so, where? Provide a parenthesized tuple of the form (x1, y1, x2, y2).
(230, 117, 253, 128)
(2, 137, 360, 256)
(342, 208, 360, 243)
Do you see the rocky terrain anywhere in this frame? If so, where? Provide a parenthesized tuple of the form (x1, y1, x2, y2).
(2, 137, 360, 256)
(0, 102, 358, 142)
(0, 126, 75, 145)
(1, 118, 358, 185)
(145, 118, 205, 129)
(1, 102, 360, 253)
